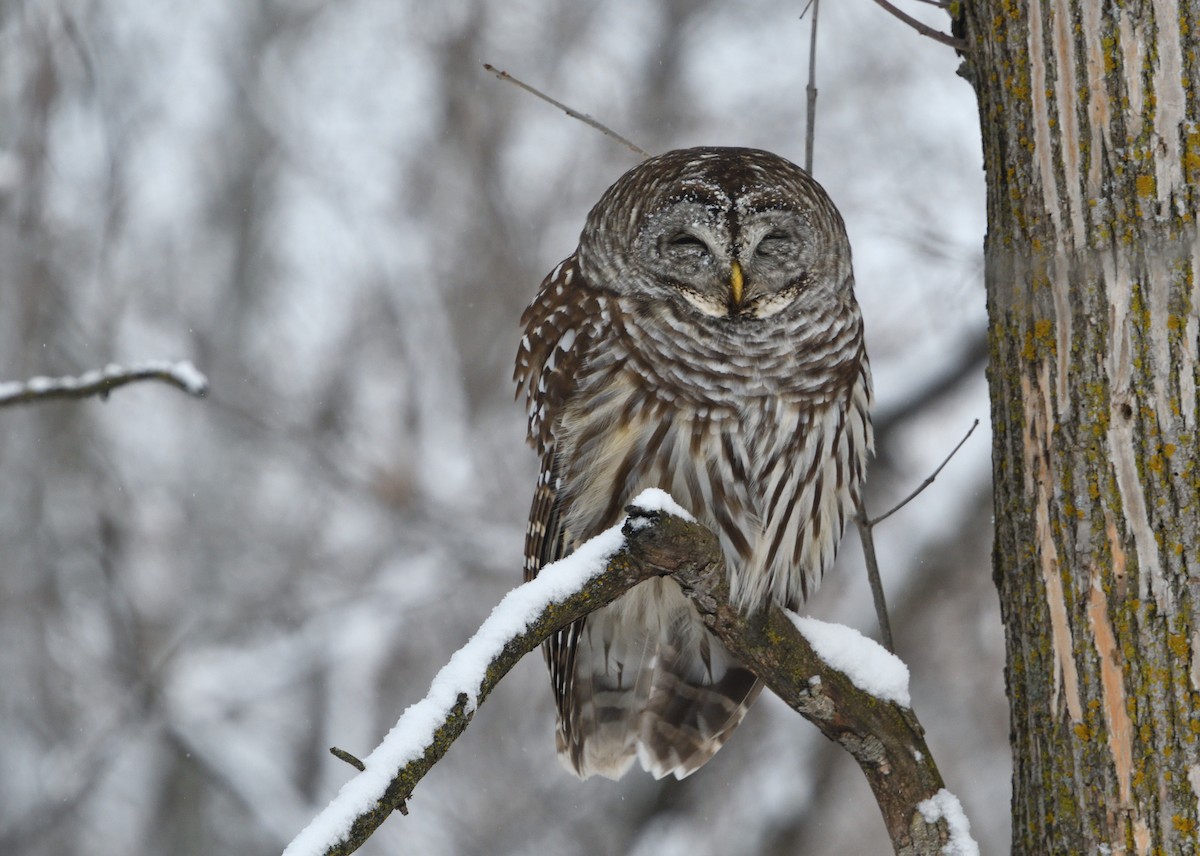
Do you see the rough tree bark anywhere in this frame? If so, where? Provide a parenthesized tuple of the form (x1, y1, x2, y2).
(963, 0, 1200, 851)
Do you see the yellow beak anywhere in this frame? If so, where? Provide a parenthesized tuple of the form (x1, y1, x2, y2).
(730, 260, 744, 305)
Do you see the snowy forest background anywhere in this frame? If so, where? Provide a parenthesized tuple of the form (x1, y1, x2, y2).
(0, 1, 1003, 854)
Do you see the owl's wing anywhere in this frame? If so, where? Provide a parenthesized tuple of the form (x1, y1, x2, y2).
(515, 254, 762, 781)
(514, 253, 600, 574)
(515, 254, 603, 730)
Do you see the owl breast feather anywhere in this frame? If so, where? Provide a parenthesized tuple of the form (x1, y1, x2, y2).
(556, 339, 872, 610)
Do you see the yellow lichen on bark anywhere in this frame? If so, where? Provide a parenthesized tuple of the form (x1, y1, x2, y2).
(968, 0, 1200, 851)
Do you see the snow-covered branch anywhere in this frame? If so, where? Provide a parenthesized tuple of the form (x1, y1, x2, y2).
(0, 361, 209, 408)
(285, 490, 971, 856)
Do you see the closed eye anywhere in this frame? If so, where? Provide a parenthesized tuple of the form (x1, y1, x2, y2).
(664, 233, 712, 259)
(755, 232, 796, 258)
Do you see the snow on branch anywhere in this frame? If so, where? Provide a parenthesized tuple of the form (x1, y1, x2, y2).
(285, 489, 965, 856)
(918, 789, 981, 856)
(789, 615, 911, 705)
(282, 508, 637, 856)
(0, 361, 209, 408)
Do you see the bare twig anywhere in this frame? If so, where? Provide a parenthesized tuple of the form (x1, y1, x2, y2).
(869, 0, 965, 49)
(286, 509, 957, 856)
(855, 509, 896, 652)
(869, 419, 980, 527)
(482, 64, 652, 160)
(804, 0, 821, 174)
(855, 419, 979, 652)
(0, 361, 209, 408)
(329, 747, 365, 772)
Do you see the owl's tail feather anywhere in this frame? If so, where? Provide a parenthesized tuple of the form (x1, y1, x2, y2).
(555, 578, 761, 781)
(554, 606, 657, 781)
(637, 644, 761, 780)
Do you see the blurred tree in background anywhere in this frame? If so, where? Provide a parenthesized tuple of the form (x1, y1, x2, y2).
(0, 2, 993, 854)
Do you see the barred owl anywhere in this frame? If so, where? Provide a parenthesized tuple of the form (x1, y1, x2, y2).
(515, 147, 872, 781)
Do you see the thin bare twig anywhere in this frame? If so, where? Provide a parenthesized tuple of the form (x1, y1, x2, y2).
(869, 419, 980, 527)
(329, 747, 365, 772)
(855, 509, 896, 652)
(482, 64, 652, 160)
(804, 0, 820, 174)
(869, 0, 965, 49)
(855, 419, 980, 652)
(0, 361, 209, 408)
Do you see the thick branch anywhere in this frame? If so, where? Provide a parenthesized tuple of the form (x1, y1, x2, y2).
(286, 507, 960, 856)
(630, 512, 952, 854)
(0, 361, 209, 408)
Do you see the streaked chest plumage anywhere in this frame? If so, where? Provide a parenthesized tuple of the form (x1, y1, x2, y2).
(553, 292, 872, 610)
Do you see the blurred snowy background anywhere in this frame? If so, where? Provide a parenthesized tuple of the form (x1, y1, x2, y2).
(0, 1, 1002, 854)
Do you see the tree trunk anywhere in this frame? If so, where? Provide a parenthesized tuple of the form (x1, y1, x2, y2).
(964, 0, 1200, 852)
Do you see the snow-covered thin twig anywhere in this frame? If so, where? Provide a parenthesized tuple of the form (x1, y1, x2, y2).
(285, 489, 959, 856)
(0, 361, 209, 408)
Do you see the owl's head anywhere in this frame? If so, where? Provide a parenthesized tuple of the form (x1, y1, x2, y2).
(577, 147, 854, 321)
